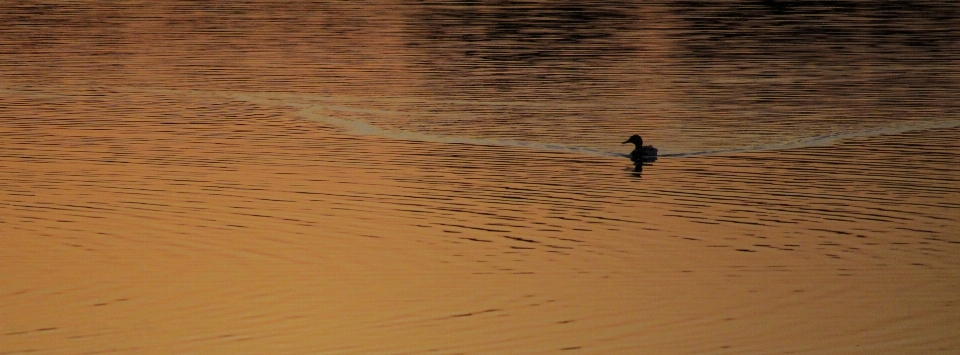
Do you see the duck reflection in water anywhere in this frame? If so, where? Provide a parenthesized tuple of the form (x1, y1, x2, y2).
(622, 134, 658, 172)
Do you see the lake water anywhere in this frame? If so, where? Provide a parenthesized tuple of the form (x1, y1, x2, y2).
(2, 1, 959, 354)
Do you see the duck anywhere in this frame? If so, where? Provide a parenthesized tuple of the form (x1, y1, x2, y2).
(622, 134, 658, 163)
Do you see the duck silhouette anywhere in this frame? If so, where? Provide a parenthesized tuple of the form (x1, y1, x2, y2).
(622, 134, 658, 165)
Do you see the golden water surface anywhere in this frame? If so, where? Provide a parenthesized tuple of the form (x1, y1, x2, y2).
(2, 2, 959, 354)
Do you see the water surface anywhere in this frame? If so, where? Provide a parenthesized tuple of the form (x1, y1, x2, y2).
(2, 1, 959, 354)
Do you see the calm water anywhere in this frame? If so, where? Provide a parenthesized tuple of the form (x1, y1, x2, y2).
(2, 1, 959, 354)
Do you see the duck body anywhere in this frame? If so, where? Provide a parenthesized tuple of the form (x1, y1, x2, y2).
(629, 146, 659, 162)
(622, 134, 658, 163)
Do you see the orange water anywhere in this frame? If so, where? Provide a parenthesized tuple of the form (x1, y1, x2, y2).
(2, 2, 959, 354)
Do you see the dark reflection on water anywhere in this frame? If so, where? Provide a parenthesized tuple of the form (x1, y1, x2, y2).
(407, 0, 641, 100)
(667, 1, 960, 112)
(672, 1, 958, 56)
(393, 1, 960, 153)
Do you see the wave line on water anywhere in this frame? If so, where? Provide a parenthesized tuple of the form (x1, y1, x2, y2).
(15, 86, 960, 159)
(294, 106, 625, 158)
(662, 118, 960, 157)
(293, 103, 960, 159)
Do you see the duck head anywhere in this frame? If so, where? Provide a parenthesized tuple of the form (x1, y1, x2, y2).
(622, 134, 643, 146)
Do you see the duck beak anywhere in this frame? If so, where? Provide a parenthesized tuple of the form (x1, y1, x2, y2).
(621, 139, 629, 144)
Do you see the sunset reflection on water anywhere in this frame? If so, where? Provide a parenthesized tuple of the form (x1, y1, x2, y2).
(2, 1, 959, 354)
